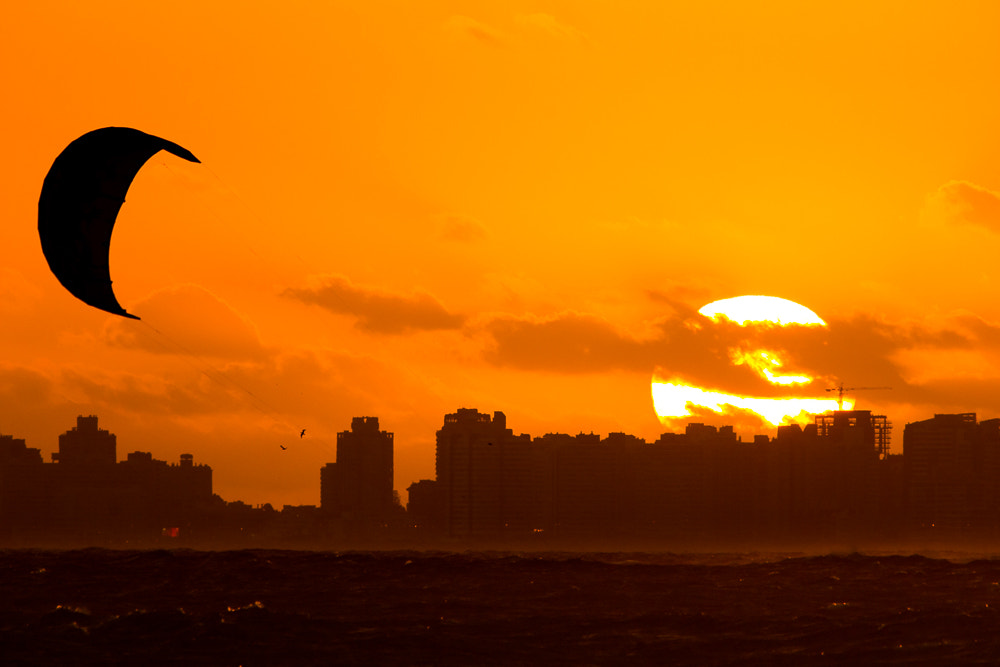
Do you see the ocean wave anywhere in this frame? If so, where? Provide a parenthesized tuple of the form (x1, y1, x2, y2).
(4, 549, 1000, 665)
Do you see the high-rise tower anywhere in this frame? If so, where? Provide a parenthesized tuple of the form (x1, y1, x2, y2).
(53, 415, 116, 467)
(436, 408, 534, 538)
(321, 417, 394, 525)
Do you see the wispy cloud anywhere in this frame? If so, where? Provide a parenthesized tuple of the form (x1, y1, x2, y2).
(482, 311, 657, 374)
(924, 180, 1000, 232)
(438, 214, 488, 243)
(103, 284, 266, 360)
(444, 13, 588, 49)
(445, 16, 506, 47)
(515, 13, 589, 44)
(0, 267, 41, 311)
(283, 275, 464, 334)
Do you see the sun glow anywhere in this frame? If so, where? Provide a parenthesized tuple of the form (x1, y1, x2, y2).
(652, 295, 837, 428)
(651, 381, 850, 427)
(699, 296, 826, 327)
(729, 349, 812, 386)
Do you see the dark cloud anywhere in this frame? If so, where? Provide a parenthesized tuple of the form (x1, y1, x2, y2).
(947, 312, 1000, 347)
(482, 312, 657, 374)
(0, 365, 56, 409)
(928, 180, 1000, 232)
(54, 347, 431, 424)
(6, 344, 438, 439)
(283, 275, 464, 334)
(481, 309, 826, 397)
(482, 310, 821, 394)
(103, 284, 265, 360)
(480, 308, 1000, 414)
(60, 367, 230, 417)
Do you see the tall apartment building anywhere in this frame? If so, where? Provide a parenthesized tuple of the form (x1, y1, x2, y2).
(546, 431, 638, 538)
(904, 413, 1000, 535)
(0, 435, 45, 541)
(804, 409, 890, 537)
(0, 416, 212, 545)
(321, 417, 395, 525)
(435, 408, 538, 538)
(428, 408, 905, 544)
(53, 415, 116, 466)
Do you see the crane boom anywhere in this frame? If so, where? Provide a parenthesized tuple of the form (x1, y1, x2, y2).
(825, 384, 892, 410)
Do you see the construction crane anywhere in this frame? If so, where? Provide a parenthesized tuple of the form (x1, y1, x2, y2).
(826, 384, 892, 410)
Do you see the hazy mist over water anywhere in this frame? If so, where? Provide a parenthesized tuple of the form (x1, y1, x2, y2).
(5, 548, 1000, 665)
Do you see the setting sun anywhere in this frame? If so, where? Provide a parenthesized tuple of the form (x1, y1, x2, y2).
(653, 295, 841, 428)
(699, 296, 826, 327)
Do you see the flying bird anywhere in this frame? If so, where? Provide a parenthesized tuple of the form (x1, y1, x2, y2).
(300, 429, 306, 438)
(279, 445, 287, 450)
(38, 127, 200, 319)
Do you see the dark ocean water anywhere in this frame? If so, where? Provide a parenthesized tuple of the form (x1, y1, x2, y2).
(4, 548, 1000, 665)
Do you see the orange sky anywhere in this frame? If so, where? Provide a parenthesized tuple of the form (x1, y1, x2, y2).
(3, 1, 1000, 506)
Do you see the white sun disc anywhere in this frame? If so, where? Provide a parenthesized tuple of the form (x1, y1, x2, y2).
(698, 295, 826, 326)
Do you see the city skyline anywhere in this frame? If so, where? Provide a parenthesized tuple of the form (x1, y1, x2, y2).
(8, 406, 1000, 549)
(3, 2, 1000, 508)
(4, 402, 1000, 513)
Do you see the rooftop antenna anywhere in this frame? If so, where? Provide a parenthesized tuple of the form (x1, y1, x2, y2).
(826, 384, 892, 410)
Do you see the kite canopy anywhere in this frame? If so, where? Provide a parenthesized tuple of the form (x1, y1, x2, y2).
(38, 127, 200, 319)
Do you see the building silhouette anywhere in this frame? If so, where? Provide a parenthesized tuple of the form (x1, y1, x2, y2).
(434, 408, 502, 538)
(321, 417, 396, 529)
(0, 416, 212, 546)
(0, 434, 46, 542)
(434, 408, 545, 538)
(904, 413, 1000, 538)
(52, 414, 116, 466)
(406, 478, 445, 534)
(12, 407, 1000, 548)
(423, 408, 910, 544)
